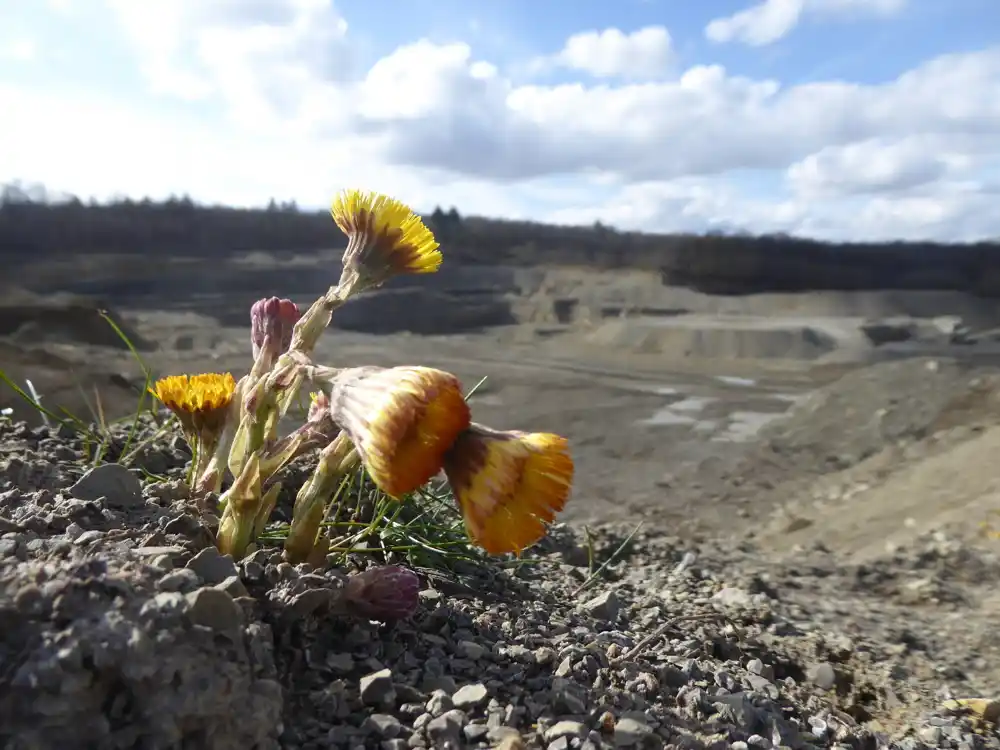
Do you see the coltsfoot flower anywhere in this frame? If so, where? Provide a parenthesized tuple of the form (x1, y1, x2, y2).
(443, 424, 574, 555)
(340, 565, 421, 621)
(331, 189, 442, 291)
(326, 365, 470, 498)
(152, 371, 235, 443)
(251, 297, 300, 362)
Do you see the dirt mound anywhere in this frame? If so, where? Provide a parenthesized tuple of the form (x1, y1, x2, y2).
(656, 358, 1000, 533)
(585, 315, 870, 361)
(759, 357, 986, 467)
(0, 290, 155, 351)
(332, 287, 517, 334)
(0, 340, 142, 426)
(756, 422, 1000, 562)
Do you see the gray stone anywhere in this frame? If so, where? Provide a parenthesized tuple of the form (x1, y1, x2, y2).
(0, 538, 19, 558)
(711, 587, 756, 608)
(157, 568, 201, 592)
(129, 545, 186, 558)
(72, 529, 104, 546)
(214, 575, 249, 598)
(457, 640, 488, 660)
(452, 682, 488, 709)
(918, 725, 943, 746)
(186, 546, 239, 584)
(362, 713, 403, 738)
(807, 662, 837, 691)
(184, 587, 243, 632)
(70, 463, 142, 507)
(581, 590, 621, 621)
(544, 720, 588, 742)
(360, 668, 396, 705)
(426, 689, 454, 716)
(327, 652, 355, 674)
(613, 717, 655, 747)
(425, 709, 466, 748)
(463, 723, 489, 741)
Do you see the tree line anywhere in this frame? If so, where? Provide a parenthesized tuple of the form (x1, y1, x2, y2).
(2, 186, 999, 296)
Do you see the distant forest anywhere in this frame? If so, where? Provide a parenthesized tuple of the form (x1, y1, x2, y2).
(2, 183, 1000, 296)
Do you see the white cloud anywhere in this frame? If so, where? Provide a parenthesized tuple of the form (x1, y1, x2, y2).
(706, 0, 907, 47)
(538, 26, 675, 80)
(106, 0, 353, 130)
(1, 39, 37, 62)
(1, 2, 998, 243)
(786, 136, 974, 197)
(365, 49, 1000, 188)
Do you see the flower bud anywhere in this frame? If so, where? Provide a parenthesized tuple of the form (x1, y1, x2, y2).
(342, 565, 420, 620)
(251, 297, 300, 360)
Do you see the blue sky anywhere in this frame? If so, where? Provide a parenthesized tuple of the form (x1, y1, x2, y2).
(1, 0, 999, 241)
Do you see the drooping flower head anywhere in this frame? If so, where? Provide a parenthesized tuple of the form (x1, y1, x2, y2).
(341, 565, 421, 621)
(331, 189, 442, 291)
(250, 297, 300, 361)
(326, 365, 470, 498)
(443, 424, 574, 555)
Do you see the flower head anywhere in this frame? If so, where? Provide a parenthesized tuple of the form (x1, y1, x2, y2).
(251, 297, 300, 361)
(443, 424, 574, 555)
(342, 565, 420, 620)
(331, 190, 442, 289)
(328, 366, 470, 498)
(151, 372, 236, 438)
(152, 372, 238, 493)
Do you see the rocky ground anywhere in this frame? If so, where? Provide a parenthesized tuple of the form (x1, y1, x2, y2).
(3, 277, 1000, 749)
(3, 353, 1000, 749)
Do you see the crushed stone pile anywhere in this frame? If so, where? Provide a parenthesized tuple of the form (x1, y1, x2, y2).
(1, 416, 998, 749)
(658, 358, 1000, 532)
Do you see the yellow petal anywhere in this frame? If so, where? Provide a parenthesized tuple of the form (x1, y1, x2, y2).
(331, 189, 442, 278)
(330, 366, 470, 497)
(444, 425, 573, 554)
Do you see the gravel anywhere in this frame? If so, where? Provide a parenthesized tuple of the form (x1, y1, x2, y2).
(1, 414, 999, 750)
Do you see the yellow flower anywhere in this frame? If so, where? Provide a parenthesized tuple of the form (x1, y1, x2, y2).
(329, 366, 470, 498)
(331, 189, 442, 286)
(443, 424, 574, 555)
(151, 372, 236, 436)
(151, 373, 237, 487)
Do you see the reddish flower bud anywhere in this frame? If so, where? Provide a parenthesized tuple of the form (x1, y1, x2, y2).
(251, 297, 300, 360)
(342, 565, 420, 621)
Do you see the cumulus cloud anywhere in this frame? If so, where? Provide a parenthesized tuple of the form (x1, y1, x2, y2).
(106, 0, 354, 129)
(1, 1, 998, 242)
(785, 136, 983, 198)
(706, 0, 907, 47)
(364, 48, 1000, 189)
(538, 26, 675, 80)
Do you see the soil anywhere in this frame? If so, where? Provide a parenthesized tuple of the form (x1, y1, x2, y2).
(2, 261, 1000, 749)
